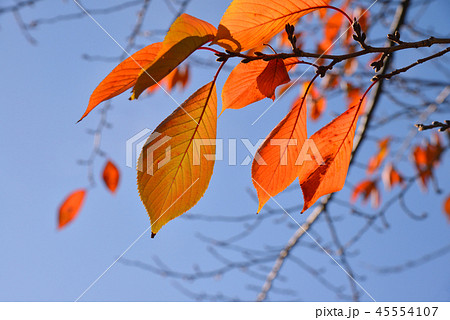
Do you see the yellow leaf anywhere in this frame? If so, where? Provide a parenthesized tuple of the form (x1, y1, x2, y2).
(137, 82, 217, 236)
(212, 0, 328, 52)
(132, 14, 217, 99)
(79, 42, 162, 121)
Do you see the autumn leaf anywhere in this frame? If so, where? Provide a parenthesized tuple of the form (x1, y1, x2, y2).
(252, 93, 307, 212)
(79, 42, 162, 121)
(58, 189, 87, 229)
(426, 133, 443, 167)
(382, 163, 404, 191)
(307, 83, 326, 121)
(413, 145, 428, 167)
(221, 58, 297, 112)
(257, 59, 291, 98)
(323, 11, 344, 45)
(351, 179, 381, 208)
(212, 0, 328, 52)
(137, 82, 217, 236)
(102, 160, 120, 194)
(346, 83, 365, 111)
(299, 104, 361, 212)
(146, 65, 190, 95)
(367, 137, 390, 174)
(132, 14, 217, 99)
(444, 195, 450, 219)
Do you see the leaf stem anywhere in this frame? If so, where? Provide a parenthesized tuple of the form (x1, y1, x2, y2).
(198, 46, 222, 55)
(324, 5, 353, 25)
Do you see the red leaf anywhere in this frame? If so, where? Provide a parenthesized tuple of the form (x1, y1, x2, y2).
(307, 83, 326, 121)
(299, 104, 361, 212)
(256, 58, 291, 99)
(324, 11, 344, 44)
(102, 160, 120, 194)
(252, 95, 307, 212)
(58, 190, 86, 229)
(382, 163, 404, 190)
(221, 58, 297, 112)
(351, 179, 380, 208)
(444, 195, 450, 219)
(367, 137, 390, 174)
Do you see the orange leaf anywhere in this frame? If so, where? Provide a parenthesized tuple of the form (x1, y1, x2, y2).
(257, 59, 291, 99)
(221, 58, 297, 112)
(307, 83, 326, 121)
(444, 195, 450, 219)
(137, 82, 217, 236)
(146, 64, 191, 95)
(324, 11, 344, 44)
(322, 73, 340, 89)
(79, 42, 162, 121)
(351, 179, 381, 208)
(413, 145, 427, 167)
(58, 190, 86, 229)
(102, 160, 120, 194)
(382, 163, 404, 190)
(425, 133, 443, 167)
(367, 137, 390, 174)
(132, 14, 217, 99)
(346, 83, 365, 111)
(252, 95, 307, 212)
(212, 0, 328, 52)
(299, 104, 361, 212)
(343, 54, 358, 75)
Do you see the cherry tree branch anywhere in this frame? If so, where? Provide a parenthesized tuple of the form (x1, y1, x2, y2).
(256, 0, 412, 302)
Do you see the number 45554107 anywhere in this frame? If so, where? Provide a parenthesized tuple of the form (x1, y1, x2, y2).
(376, 307, 438, 317)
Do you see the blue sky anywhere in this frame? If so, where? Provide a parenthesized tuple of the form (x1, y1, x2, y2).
(0, 0, 449, 301)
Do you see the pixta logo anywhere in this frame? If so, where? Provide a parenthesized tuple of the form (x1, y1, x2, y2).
(126, 129, 172, 175)
(126, 129, 325, 175)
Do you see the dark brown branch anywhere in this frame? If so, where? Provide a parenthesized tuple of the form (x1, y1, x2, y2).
(256, 0, 412, 302)
(374, 47, 450, 81)
(217, 37, 450, 63)
(415, 120, 450, 132)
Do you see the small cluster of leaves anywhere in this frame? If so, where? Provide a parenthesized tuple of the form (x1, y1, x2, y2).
(66, 0, 445, 236)
(58, 160, 119, 229)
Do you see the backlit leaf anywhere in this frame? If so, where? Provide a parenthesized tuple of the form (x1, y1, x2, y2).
(137, 82, 217, 236)
(324, 11, 344, 44)
(132, 14, 217, 99)
(212, 0, 328, 52)
(256, 59, 291, 98)
(102, 160, 120, 194)
(351, 179, 381, 208)
(146, 65, 190, 95)
(79, 42, 162, 121)
(252, 95, 307, 212)
(382, 163, 404, 191)
(367, 137, 390, 174)
(58, 189, 86, 229)
(299, 104, 361, 212)
(221, 58, 297, 112)
(346, 83, 365, 110)
(307, 83, 326, 121)
(444, 195, 450, 219)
